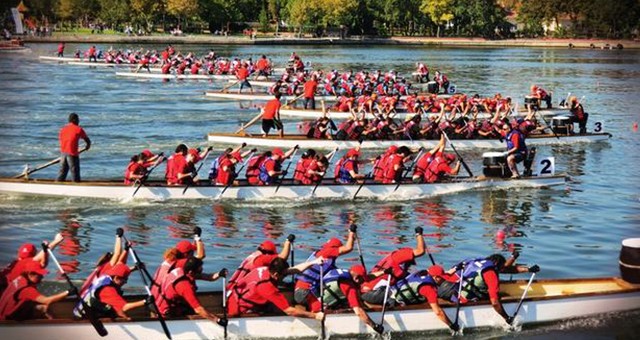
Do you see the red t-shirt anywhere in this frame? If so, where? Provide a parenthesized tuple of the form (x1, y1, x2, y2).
(17, 285, 41, 303)
(263, 99, 281, 120)
(98, 286, 127, 313)
(418, 284, 439, 304)
(482, 269, 500, 301)
(59, 123, 88, 156)
(174, 279, 201, 310)
(237, 67, 249, 80)
(216, 157, 234, 185)
(171, 154, 188, 184)
(362, 247, 415, 291)
(303, 80, 318, 98)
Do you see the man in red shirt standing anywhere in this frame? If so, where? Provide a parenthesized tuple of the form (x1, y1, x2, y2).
(57, 113, 91, 182)
(262, 93, 283, 138)
(303, 75, 318, 110)
(57, 42, 65, 57)
(236, 62, 253, 94)
(0, 261, 72, 321)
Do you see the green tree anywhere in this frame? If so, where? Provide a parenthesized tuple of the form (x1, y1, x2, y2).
(167, 0, 198, 30)
(421, 0, 455, 37)
(98, 0, 130, 30)
(287, 0, 322, 36)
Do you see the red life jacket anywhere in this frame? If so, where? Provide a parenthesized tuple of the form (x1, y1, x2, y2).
(302, 161, 321, 185)
(382, 154, 402, 184)
(293, 158, 313, 183)
(374, 151, 394, 182)
(0, 260, 18, 295)
(246, 155, 267, 185)
(334, 157, 346, 180)
(150, 260, 177, 302)
(230, 266, 275, 314)
(371, 250, 413, 286)
(79, 253, 113, 295)
(165, 155, 176, 184)
(216, 157, 235, 185)
(228, 251, 261, 288)
(155, 267, 193, 316)
(124, 161, 145, 185)
(0, 276, 31, 320)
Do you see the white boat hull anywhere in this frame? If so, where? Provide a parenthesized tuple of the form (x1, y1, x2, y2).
(0, 176, 565, 201)
(0, 278, 638, 339)
(207, 133, 612, 149)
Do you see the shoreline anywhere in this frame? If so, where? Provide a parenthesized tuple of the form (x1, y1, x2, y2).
(21, 34, 640, 49)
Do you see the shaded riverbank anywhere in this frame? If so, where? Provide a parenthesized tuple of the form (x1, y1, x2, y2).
(22, 33, 640, 49)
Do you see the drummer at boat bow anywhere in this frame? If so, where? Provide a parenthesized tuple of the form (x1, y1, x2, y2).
(57, 113, 91, 182)
(502, 123, 533, 179)
(438, 253, 540, 325)
(527, 85, 552, 111)
(227, 235, 294, 290)
(294, 226, 356, 309)
(569, 96, 589, 134)
(227, 257, 324, 321)
(0, 261, 72, 321)
(360, 227, 426, 305)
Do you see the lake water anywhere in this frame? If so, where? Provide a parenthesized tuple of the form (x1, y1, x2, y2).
(0, 43, 639, 338)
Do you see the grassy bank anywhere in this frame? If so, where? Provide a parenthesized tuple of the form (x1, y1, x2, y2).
(22, 33, 640, 49)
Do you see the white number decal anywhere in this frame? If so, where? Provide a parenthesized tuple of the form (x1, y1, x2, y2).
(537, 157, 555, 176)
(448, 84, 456, 94)
(593, 121, 603, 133)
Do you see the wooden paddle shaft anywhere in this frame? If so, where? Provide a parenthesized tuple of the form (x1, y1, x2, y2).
(235, 111, 264, 134)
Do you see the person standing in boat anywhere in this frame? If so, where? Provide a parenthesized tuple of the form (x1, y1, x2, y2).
(528, 85, 552, 110)
(57, 42, 65, 57)
(227, 236, 294, 290)
(56, 113, 91, 182)
(393, 264, 460, 332)
(360, 227, 426, 305)
(437, 253, 540, 325)
(236, 62, 253, 94)
(0, 261, 73, 321)
(335, 148, 366, 184)
(568, 96, 589, 134)
(312, 264, 385, 334)
(227, 257, 324, 321)
(433, 71, 450, 94)
(303, 75, 318, 110)
(153, 256, 228, 326)
(262, 93, 284, 138)
(74, 263, 147, 320)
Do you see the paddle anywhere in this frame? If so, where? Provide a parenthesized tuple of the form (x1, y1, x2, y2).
(352, 224, 367, 271)
(44, 242, 108, 337)
(274, 145, 300, 193)
(376, 273, 393, 335)
(393, 147, 424, 192)
(235, 110, 264, 134)
(216, 148, 257, 199)
(289, 234, 296, 284)
(132, 153, 166, 198)
(182, 147, 213, 195)
(452, 266, 464, 333)
(536, 110, 560, 140)
(352, 156, 381, 200)
(123, 236, 172, 339)
(222, 79, 240, 93)
(284, 93, 305, 108)
(510, 272, 536, 325)
(14, 148, 88, 179)
(319, 261, 326, 340)
(442, 131, 473, 177)
(221, 273, 228, 339)
(311, 147, 339, 196)
(425, 237, 436, 266)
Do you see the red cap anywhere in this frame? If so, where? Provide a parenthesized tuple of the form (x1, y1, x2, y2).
(18, 243, 37, 259)
(259, 240, 277, 254)
(387, 145, 398, 154)
(325, 237, 343, 248)
(428, 265, 445, 278)
(444, 153, 456, 162)
(231, 152, 242, 162)
(350, 264, 366, 278)
(188, 148, 201, 162)
(346, 149, 360, 158)
(141, 149, 154, 158)
(176, 240, 196, 254)
(272, 148, 284, 157)
(107, 263, 131, 278)
(24, 260, 48, 276)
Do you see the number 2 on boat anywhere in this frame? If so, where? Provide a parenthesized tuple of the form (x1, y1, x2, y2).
(537, 157, 555, 176)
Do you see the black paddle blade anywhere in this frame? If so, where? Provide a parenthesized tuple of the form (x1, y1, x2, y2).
(82, 301, 109, 337)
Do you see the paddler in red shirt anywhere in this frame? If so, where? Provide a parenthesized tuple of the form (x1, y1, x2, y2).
(438, 253, 540, 325)
(73, 263, 147, 320)
(412, 134, 446, 183)
(262, 93, 283, 138)
(154, 256, 227, 327)
(0, 261, 72, 321)
(57, 113, 91, 182)
(360, 227, 426, 305)
(57, 42, 65, 57)
(2, 233, 64, 294)
(227, 257, 324, 321)
(227, 235, 295, 290)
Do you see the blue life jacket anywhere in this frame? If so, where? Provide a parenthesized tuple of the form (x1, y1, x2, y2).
(320, 268, 353, 308)
(452, 257, 497, 301)
(506, 129, 527, 154)
(394, 270, 437, 305)
(258, 158, 279, 184)
(73, 275, 118, 318)
(298, 252, 337, 287)
(337, 159, 357, 184)
(208, 155, 223, 180)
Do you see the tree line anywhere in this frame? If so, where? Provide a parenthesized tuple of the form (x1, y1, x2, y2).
(3, 0, 639, 38)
